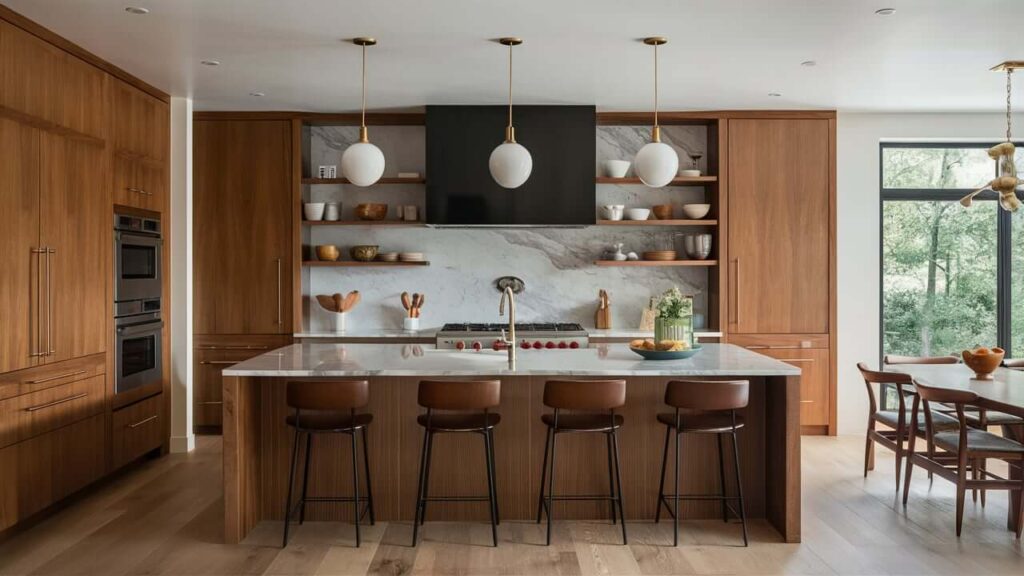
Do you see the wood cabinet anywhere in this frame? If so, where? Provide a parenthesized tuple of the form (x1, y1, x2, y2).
(111, 393, 163, 469)
(111, 82, 168, 212)
(193, 120, 293, 335)
(727, 119, 830, 335)
(751, 346, 830, 428)
(193, 335, 292, 429)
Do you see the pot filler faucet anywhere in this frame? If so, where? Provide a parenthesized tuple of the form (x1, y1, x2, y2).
(499, 286, 516, 370)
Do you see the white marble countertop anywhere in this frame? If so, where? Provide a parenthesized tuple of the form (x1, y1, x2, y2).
(292, 329, 724, 339)
(223, 343, 799, 378)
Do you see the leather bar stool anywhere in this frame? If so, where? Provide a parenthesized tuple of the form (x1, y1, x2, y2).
(282, 380, 374, 548)
(654, 379, 749, 546)
(536, 379, 627, 546)
(412, 379, 501, 547)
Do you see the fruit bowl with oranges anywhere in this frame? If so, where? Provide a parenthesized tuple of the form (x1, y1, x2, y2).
(962, 346, 1004, 380)
(628, 338, 702, 360)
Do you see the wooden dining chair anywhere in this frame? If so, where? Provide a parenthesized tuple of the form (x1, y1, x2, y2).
(857, 363, 958, 491)
(883, 355, 960, 366)
(902, 380, 1024, 538)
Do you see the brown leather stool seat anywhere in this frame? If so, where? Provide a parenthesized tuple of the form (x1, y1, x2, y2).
(412, 380, 501, 547)
(282, 380, 374, 548)
(536, 379, 628, 546)
(655, 380, 749, 547)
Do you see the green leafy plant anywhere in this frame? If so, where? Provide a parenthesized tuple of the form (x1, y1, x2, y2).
(656, 287, 692, 319)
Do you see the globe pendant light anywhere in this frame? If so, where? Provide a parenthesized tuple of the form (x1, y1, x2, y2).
(489, 37, 532, 189)
(634, 37, 678, 188)
(341, 37, 385, 187)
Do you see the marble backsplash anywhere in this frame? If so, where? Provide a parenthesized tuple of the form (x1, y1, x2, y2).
(303, 124, 713, 332)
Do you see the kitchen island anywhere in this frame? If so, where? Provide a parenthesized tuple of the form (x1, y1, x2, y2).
(221, 343, 801, 543)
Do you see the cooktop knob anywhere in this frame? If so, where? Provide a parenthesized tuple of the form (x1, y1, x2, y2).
(521, 340, 531, 349)
(569, 341, 580, 349)
(455, 341, 465, 351)
(558, 341, 568, 349)
(532, 341, 543, 349)
(545, 341, 556, 349)
(472, 341, 482, 351)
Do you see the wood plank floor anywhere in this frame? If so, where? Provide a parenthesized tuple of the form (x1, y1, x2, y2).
(0, 435, 1022, 575)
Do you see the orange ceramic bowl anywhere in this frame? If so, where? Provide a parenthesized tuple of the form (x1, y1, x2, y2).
(355, 203, 388, 221)
(962, 346, 1004, 380)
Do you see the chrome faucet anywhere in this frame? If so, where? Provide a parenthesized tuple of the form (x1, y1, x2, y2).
(499, 286, 516, 370)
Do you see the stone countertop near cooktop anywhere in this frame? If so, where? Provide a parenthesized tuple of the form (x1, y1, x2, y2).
(223, 343, 798, 378)
(291, 329, 725, 340)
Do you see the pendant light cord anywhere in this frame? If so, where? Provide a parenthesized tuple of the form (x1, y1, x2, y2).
(361, 43, 367, 131)
(508, 41, 514, 130)
(653, 42, 659, 129)
(1007, 69, 1013, 142)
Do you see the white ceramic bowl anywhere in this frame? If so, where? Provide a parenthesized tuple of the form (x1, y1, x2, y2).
(625, 208, 651, 221)
(679, 169, 701, 177)
(681, 203, 711, 219)
(603, 160, 631, 178)
(303, 202, 326, 221)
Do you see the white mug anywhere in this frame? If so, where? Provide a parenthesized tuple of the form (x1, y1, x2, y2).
(324, 202, 341, 221)
(332, 312, 346, 333)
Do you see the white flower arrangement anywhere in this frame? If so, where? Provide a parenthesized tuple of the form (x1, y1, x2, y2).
(656, 287, 692, 320)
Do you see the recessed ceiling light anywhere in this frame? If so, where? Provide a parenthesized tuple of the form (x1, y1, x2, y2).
(875, 8, 896, 15)
(200, 60, 220, 67)
(124, 6, 149, 15)
(801, 60, 817, 67)
(768, 92, 782, 97)
(249, 91, 266, 97)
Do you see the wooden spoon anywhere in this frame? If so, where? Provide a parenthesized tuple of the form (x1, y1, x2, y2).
(401, 292, 412, 314)
(333, 293, 344, 313)
(342, 291, 360, 312)
(415, 294, 425, 317)
(316, 294, 338, 312)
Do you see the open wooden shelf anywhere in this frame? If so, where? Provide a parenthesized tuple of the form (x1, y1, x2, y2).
(303, 220, 425, 227)
(597, 219, 717, 226)
(595, 176, 717, 186)
(302, 176, 425, 185)
(594, 260, 718, 267)
(303, 260, 430, 267)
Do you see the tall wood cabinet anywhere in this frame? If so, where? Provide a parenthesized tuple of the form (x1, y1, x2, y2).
(193, 120, 294, 430)
(726, 117, 835, 433)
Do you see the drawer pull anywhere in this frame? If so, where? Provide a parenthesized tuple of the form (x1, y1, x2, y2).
(800, 400, 814, 404)
(198, 401, 223, 405)
(28, 369, 87, 384)
(25, 392, 88, 412)
(197, 345, 269, 350)
(784, 359, 815, 363)
(126, 187, 153, 196)
(199, 360, 238, 365)
(127, 414, 159, 428)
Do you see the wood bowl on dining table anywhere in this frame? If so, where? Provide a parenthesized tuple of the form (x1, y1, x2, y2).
(962, 346, 1004, 380)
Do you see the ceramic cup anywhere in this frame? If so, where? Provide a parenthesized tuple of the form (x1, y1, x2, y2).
(403, 205, 419, 222)
(324, 202, 341, 221)
(403, 317, 420, 331)
(600, 205, 625, 221)
(332, 312, 347, 333)
(303, 202, 326, 221)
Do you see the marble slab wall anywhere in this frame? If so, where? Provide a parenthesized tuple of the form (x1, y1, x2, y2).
(304, 124, 713, 332)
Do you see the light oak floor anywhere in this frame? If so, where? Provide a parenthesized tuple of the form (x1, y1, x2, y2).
(0, 435, 1022, 575)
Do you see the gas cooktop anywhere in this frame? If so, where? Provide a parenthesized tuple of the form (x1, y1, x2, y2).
(439, 322, 585, 333)
(436, 322, 589, 350)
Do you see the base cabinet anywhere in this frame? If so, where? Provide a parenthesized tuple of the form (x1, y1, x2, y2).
(0, 412, 106, 532)
(193, 335, 292, 431)
(111, 393, 163, 470)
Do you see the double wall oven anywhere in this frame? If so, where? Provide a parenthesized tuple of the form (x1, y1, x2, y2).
(114, 213, 163, 397)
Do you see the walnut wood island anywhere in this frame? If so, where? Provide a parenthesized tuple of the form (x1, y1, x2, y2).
(221, 343, 801, 544)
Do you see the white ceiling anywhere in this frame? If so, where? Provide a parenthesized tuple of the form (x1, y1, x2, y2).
(5, 0, 1024, 113)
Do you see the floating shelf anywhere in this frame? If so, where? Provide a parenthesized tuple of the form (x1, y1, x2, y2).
(595, 176, 717, 185)
(303, 261, 430, 267)
(596, 219, 717, 226)
(302, 177, 426, 185)
(594, 260, 718, 267)
(304, 220, 425, 227)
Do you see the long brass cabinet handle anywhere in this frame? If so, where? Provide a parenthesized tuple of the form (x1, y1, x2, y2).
(198, 401, 223, 405)
(275, 258, 283, 326)
(199, 360, 237, 365)
(128, 414, 158, 428)
(729, 258, 740, 325)
(783, 358, 815, 363)
(30, 247, 46, 358)
(46, 247, 55, 356)
(25, 392, 87, 412)
(28, 369, 87, 384)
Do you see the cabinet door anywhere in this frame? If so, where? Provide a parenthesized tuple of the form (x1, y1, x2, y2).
(193, 120, 292, 334)
(752, 346, 830, 427)
(39, 133, 108, 363)
(728, 119, 830, 334)
(112, 81, 168, 161)
(0, 119, 41, 374)
(113, 155, 165, 212)
(0, 21, 63, 129)
(111, 394, 162, 469)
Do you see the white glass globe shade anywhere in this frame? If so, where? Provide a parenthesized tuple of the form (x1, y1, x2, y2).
(341, 142, 385, 187)
(489, 141, 533, 189)
(634, 141, 679, 187)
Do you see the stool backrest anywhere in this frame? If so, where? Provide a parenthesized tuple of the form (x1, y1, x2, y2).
(543, 379, 626, 411)
(418, 379, 501, 410)
(286, 380, 369, 411)
(664, 379, 749, 411)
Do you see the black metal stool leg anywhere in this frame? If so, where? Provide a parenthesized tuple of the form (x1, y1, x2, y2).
(362, 427, 375, 525)
(606, 433, 617, 524)
(655, 425, 670, 523)
(299, 433, 312, 524)
(731, 431, 748, 547)
(488, 429, 500, 525)
(420, 431, 435, 525)
(536, 426, 551, 523)
(282, 427, 301, 548)
(673, 427, 680, 547)
(611, 428, 627, 545)
(351, 429, 361, 547)
(717, 434, 728, 522)
(484, 430, 498, 547)
(545, 430, 558, 546)
(412, 428, 429, 546)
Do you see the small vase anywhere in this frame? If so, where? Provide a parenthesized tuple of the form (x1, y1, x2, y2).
(332, 312, 347, 333)
(654, 317, 692, 344)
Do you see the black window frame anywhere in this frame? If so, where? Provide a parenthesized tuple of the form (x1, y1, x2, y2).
(878, 141, 1015, 368)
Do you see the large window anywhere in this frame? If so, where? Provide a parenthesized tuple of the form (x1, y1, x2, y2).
(881, 143, 1020, 359)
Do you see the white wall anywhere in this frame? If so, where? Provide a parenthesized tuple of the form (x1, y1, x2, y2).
(836, 112, 1006, 434)
(169, 97, 194, 453)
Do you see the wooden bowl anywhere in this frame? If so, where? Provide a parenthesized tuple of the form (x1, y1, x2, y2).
(315, 245, 340, 261)
(962, 347, 1004, 380)
(349, 245, 379, 262)
(355, 203, 388, 221)
(652, 204, 673, 220)
(643, 250, 677, 261)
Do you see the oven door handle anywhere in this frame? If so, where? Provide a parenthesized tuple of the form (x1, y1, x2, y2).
(116, 321, 165, 337)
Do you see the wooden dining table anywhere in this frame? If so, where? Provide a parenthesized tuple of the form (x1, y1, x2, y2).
(898, 363, 1024, 532)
